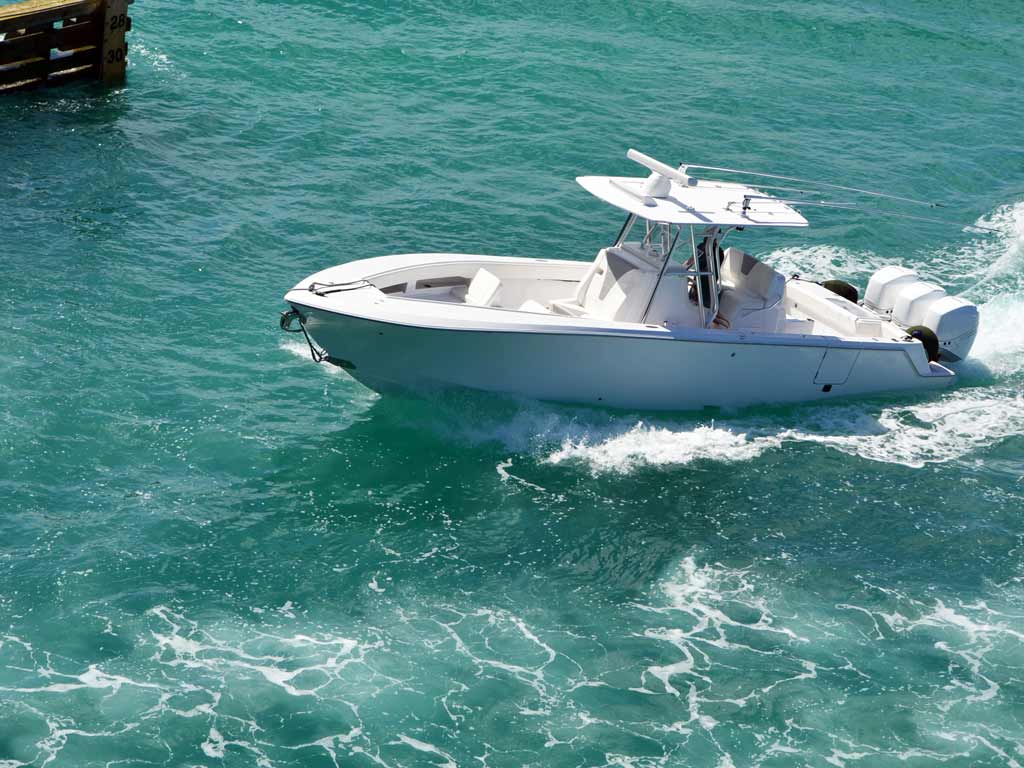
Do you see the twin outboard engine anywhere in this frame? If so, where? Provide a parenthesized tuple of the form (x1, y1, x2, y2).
(864, 266, 979, 362)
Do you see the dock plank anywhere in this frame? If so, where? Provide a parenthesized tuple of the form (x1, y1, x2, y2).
(0, 0, 101, 34)
(0, 18, 96, 64)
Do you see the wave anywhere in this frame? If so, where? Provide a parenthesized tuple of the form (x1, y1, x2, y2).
(279, 338, 340, 370)
(546, 422, 779, 472)
(534, 384, 1024, 474)
(958, 200, 1024, 298)
(778, 387, 1024, 468)
(960, 292, 1024, 378)
(765, 200, 1024, 301)
(764, 244, 889, 283)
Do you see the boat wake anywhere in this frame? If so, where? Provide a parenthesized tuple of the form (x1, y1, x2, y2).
(531, 385, 1024, 473)
(767, 200, 1024, 297)
(546, 422, 777, 472)
(951, 200, 1024, 298)
(968, 292, 1024, 377)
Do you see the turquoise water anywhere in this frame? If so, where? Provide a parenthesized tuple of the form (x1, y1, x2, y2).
(2, 0, 1024, 765)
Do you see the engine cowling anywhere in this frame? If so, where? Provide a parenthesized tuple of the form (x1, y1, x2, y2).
(923, 295, 979, 362)
(864, 266, 919, 315)
(865, 267, 979, 362)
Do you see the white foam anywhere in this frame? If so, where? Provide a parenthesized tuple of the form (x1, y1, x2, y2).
(496, 458, 548, 491)
(780, 387, 1024, 468)
(545, 422, 777, 473)
(962, 201, 1024, 295)
(531, 383, 1024, 473)
(279, 339, 347, 376)
(765, 245, 887, 283)
(838, 588, 1024, 716)
(130, 41, 174, 73)
(202, 727, 226, 758)
(146, 605, 366, 701)
(0, 665, 161, 695)
(968, 293, 1024, 376)
(391, 735, 457, 768)
(638, 556, 808, 730)
(458, 377, 1024, 473)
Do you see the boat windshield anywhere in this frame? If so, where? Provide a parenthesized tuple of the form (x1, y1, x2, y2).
(614, 215, 683, 262)
(615, 215, 728, 326)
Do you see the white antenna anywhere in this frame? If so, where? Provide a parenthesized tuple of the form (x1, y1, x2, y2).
(627, 149, 698, 187)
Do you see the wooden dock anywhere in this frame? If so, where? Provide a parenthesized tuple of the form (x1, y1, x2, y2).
(0, 0, 132, 93)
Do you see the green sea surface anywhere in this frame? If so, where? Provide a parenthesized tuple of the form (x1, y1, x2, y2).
(2, 1, 1024, 765)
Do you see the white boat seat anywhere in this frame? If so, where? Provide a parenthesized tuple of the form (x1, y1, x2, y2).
(550, 246, 660, 323)
(720, 247, 785, 303)
(616, 241, 663, 269)
(717, 249, 786, 332)
(718, 287, 786, 332)
(785, 279, 883, 338)
(465, 268, 502, 307)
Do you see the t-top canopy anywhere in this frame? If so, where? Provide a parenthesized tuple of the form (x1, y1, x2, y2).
(576, 175, 809, 228)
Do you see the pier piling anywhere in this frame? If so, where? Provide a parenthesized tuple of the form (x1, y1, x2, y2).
(0, 0, 132, 93)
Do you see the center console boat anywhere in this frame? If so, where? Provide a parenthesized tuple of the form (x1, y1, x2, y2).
(280, 150, 980, 411)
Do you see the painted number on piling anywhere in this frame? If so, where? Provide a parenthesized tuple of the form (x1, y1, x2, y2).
(110, 14, 128, 31)
(107, 46, 127, 64)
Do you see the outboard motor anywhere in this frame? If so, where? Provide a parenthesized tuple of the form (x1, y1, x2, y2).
(865, 267, 979, 362)
(864, 266, 921, 317)
(919, 295, 979, 362)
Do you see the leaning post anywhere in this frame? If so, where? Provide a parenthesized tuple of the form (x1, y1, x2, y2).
(100, 0, 130, 84)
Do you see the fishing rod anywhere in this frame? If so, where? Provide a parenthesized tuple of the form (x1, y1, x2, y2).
(701, 180, 846, 198)
(679, 162, 944, 209)
(736, 195, 1001, 232)
(625, 150, 1000, 232)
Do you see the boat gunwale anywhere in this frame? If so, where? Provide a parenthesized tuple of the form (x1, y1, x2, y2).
(285, 296, 950, 372)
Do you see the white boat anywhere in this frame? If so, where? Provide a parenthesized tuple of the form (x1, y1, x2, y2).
(280, 149, 981, 411)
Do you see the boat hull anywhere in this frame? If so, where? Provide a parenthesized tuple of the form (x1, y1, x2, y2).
(291, 303, 953, 411)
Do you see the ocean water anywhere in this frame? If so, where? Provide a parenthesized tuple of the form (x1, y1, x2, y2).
(1, 1, 1023, 765)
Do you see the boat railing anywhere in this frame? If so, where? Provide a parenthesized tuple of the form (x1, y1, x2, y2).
(685, 227, 720, 327)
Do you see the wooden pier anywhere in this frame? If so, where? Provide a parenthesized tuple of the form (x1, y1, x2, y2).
(0, 0, 132, 93)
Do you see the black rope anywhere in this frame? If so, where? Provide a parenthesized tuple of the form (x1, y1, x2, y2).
(281, 309, 329, 363)
(299, 322, 329, 363)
